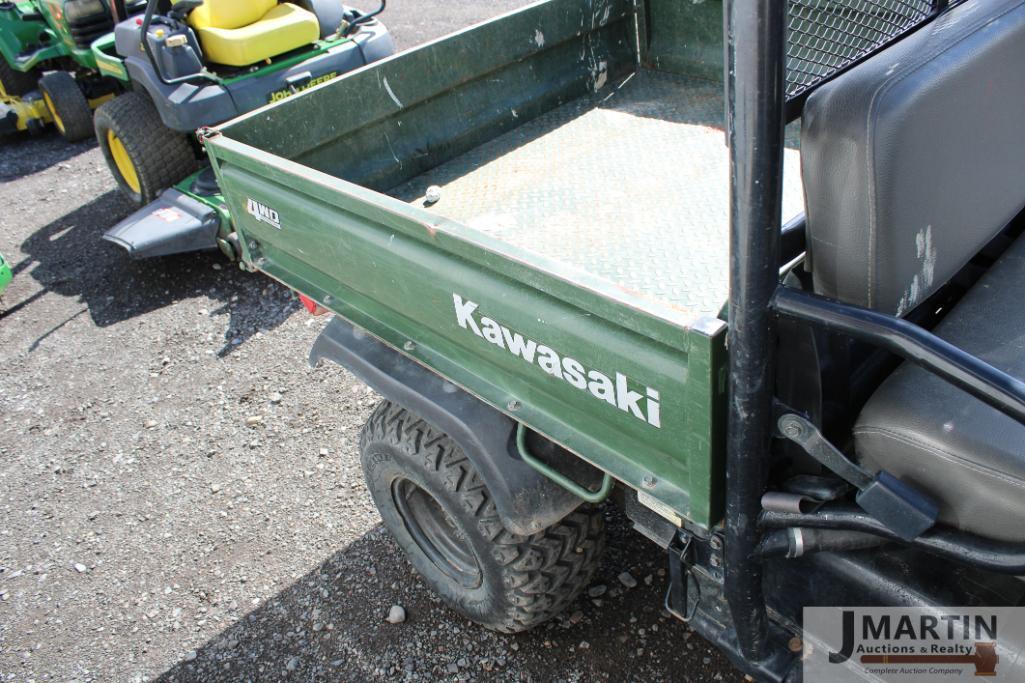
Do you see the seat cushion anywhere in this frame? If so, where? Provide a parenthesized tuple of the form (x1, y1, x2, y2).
(801, 0, 1025, 315)
(187, 0, 278, 31)
(855, 236, 1025, 542)
(194, 3, 319, 67)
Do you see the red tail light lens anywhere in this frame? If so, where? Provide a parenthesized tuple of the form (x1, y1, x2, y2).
(298, 293, 328, 316)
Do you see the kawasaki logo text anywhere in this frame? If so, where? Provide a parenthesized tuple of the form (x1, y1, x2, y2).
(453, 294, 661, 428)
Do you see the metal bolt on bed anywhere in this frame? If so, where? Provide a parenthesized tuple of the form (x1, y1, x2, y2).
(779, 418, 803, 439)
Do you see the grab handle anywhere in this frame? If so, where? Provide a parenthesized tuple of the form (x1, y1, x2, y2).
(515, 424, 612, 503)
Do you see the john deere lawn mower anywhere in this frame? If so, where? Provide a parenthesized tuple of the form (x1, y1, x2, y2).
(0, 0, 147, 140)
(97, 0, 392, 260)
(0, 252, 11, 297)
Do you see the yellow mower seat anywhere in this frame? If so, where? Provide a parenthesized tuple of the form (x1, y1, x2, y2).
(187, 0, 319, 67)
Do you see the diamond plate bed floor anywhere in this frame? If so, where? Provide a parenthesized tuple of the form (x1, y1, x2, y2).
(390, 69, 805, 320)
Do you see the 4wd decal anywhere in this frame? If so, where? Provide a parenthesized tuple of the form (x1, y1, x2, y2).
(267, 72, 339, 103)
(246, 198, 281, 230)
(453, 294, 661, 428)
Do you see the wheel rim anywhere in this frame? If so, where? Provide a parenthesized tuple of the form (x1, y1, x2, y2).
(42, 91, 64, 134)
(391, 478, 483, 588)
(106, 130, 141, 194)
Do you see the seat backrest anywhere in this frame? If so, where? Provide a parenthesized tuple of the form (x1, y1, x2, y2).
(801, 0, 1025, 315)
(187, 0, 277, 30)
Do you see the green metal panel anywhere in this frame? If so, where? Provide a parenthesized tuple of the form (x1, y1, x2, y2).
(91, 34, 128, 82)
(0, 2, 63, 72)
(209, 139, 724, 528)
(205, 0, 731, 529)
(221, 0, 637, 190)
(682, 316, 727, 526)
(36, 1, 101, 71)
(643, 0, 723, 81)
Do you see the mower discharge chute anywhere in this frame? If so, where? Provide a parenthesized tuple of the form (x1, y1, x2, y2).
(99, 0, 393, 260)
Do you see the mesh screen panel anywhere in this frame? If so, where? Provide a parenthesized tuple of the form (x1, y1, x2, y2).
(786, 0, 936, 100)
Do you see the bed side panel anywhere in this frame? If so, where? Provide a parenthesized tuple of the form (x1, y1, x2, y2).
(643, 0, 723, 81)
(206, 143, 724, 529)
(217, 0, 638, 190)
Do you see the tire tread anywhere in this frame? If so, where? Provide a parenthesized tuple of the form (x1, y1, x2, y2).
(38, 72, 93, 141)
(360, 400, 605, 633)
(0, 59, 37, 97)
(93, 91, 197, 205)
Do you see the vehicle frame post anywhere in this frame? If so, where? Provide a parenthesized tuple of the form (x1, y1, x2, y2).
(723, 0, 787, 662)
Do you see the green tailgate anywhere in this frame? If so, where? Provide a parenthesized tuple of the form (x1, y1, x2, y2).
(205, 0, 729, 530)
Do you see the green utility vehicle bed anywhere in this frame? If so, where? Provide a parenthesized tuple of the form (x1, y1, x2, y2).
(204, 0, 802, 531)
(392, 69, 803, 315)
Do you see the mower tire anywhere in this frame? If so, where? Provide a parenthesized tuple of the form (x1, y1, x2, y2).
(94, 91, 197, 206)
(38, 72, 93, 141)
(0, 59, 37, 97)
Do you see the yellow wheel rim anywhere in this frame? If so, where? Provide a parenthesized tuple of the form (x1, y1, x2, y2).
(106, 130, 141, 195)
(42, 91, 64, 134)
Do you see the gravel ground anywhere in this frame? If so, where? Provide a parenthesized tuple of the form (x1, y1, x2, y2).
(0, 3, 738, 681)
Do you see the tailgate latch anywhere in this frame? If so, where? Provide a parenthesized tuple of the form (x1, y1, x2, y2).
(664, 531, 698, 622)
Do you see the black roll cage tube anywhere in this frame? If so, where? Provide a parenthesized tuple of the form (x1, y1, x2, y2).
(772, 287, 1025, 424)
(725, 0, 1014, 664)
(723, 0, 786, 662)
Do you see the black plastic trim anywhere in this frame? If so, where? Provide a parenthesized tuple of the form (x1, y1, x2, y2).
(308, 316, 585, 536)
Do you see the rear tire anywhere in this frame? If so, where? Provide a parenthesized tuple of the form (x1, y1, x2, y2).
(0, 59, 38, 97)
(359, 400, 605, 633)
(94, 91, 197, 206)
(38, 72, 93, 141)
